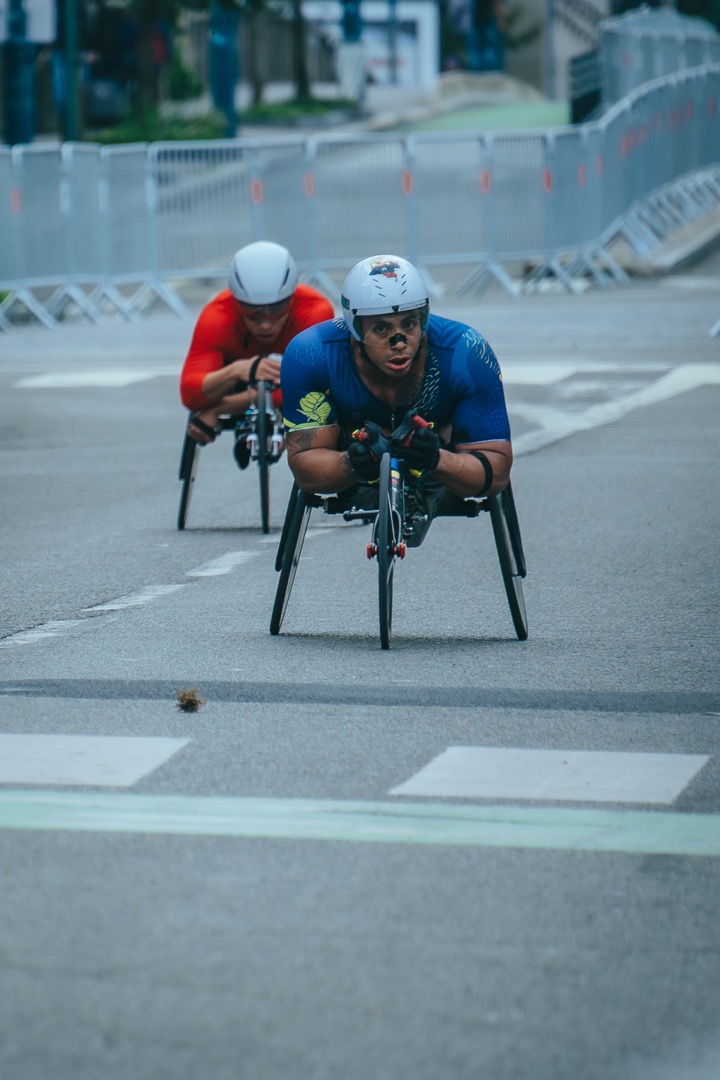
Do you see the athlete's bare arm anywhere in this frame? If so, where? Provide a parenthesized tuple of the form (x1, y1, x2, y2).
(435, 440, 513, 498)
(286, 425, 357, 494)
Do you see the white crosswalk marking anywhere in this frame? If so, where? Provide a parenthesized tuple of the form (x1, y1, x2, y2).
(0, 735, 190, 787)
(389, 747, 710, 805)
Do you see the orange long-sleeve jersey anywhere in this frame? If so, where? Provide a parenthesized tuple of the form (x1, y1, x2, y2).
(179, 284, 335, 412)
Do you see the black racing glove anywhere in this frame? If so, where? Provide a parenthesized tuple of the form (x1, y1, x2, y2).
(392, 426, 441, 473)
(347, 421, 391, 483)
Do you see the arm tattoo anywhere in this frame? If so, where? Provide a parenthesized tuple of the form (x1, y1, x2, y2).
(288, 429, 320, 451)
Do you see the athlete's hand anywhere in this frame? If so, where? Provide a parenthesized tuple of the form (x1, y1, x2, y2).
(239, 353, 282, 386)
(392, 426, 441, 472)
(347, 422, 391, 482)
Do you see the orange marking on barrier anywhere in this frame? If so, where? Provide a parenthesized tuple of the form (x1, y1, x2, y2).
(402, 169, 413, 195)
(480, 169, 491, 194)
(11, 188, 21, 214)
(543, 168, 553, 193)
(250, 179, 263, 204)
(577, 163, 586, 187)
(303, 172, 314, 197)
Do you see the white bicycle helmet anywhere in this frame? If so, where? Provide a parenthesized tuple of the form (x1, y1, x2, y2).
(228, 241, 299, 306)
(341, 254, 429, 341)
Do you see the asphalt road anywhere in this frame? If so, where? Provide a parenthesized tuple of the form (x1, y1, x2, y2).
(1, 264, 720, 1079)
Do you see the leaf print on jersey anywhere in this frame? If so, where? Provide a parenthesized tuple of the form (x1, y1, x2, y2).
(299, 391, 331, 425)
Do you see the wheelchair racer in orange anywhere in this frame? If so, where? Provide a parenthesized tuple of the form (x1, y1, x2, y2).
(179, 241, 335, 468)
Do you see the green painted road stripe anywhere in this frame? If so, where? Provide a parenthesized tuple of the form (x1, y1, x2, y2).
(1, 791, 720, 856)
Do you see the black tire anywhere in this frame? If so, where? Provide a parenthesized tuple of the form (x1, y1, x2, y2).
(489, 492, 528, 640)
(177, 432, 199, 531)
(256, 380, 270, 534)
(376, 453, 396, 650)
(270, 490, 313, 635)
(275, 482, 301, 572)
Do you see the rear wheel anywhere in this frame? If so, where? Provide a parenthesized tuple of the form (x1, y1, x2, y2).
(177, 432, 199, 530)
(489, 491, 528, 640)
(376, 453, 397, 650)
(256, 381, 270, 534)
(270, 490, 313, 635)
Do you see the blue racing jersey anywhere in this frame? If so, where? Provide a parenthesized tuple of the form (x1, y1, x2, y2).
(281, 314, 510, 445)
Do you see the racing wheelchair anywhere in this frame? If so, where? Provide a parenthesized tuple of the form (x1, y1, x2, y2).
(270, 449, 528, 650)
(177, 380, 284, 534)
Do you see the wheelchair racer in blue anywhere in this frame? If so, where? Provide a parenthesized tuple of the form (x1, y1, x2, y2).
(281, 254, 513, 545)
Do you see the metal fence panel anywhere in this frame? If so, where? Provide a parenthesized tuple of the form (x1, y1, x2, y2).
(62, 144, 104, 281)
(550, 128, 598, 250)
(0, 149, 18, 287)
(485, 133, 548, 258)
(12, 145, 65, 284)
(149, 137, 307, 277)
(407, 134, 488, 262)
(602, 9, 720, 105)
(307, 135, 410, 267)
(241, 139, 313, 264)
(103, 145, 155, 280)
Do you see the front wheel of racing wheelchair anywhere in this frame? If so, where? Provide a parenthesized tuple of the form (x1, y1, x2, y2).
(270, 454, 528, 648)
(177, 380, 284, 534)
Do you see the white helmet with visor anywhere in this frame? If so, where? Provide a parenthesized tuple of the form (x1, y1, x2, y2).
(228, 241, 299, 307)
(341, 255, 429, 341)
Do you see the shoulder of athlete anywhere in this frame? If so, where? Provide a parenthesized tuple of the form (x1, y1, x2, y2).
(188, 290, 239, 350)
(283, 316, 344, 361)
(289, 283, 336, 327)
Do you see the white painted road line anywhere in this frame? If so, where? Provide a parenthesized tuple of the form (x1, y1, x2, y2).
(0, 791, 719, 856)
(13, 367, 179, 389)
(500, 361, 668, 385)
(514, 363, 720, 457)
(1, 549, 261, 648)
(0, 619, 89, 648)
(83, 584, 188, 612)
(389, 747, 710, 805)
(186, 551, 258, 576)
(0, 736, 190, 787)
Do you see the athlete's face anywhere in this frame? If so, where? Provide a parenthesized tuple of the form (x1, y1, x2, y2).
(239, 298, 291, 345)
(358, 310, 424, 378)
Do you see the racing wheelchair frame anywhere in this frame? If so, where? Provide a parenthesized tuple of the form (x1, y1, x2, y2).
(270, 451, 527, 649)
(177, 380, 284, 534)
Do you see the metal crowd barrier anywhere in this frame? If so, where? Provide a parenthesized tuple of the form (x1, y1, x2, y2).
(1, 64, 719, 329)
(601, 7, 720, 106)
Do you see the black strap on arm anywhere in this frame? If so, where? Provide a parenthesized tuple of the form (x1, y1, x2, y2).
(468, 450, 494, 496)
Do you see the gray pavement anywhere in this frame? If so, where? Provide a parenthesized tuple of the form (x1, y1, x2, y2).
(1, 258, 720, 1079)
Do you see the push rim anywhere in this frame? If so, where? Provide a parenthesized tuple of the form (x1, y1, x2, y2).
(256, 381, 270, 534)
